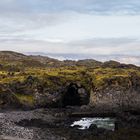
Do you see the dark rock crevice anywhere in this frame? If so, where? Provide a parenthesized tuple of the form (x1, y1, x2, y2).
(62, 83, 90, 107)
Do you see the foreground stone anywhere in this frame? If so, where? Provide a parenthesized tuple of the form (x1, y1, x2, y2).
(0, 136, 27, 140)
(0, 108, 140, 140)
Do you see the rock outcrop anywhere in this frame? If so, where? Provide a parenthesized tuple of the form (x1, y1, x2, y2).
(0, 51, 140, 110)
(90, 73, 140, 111)
(0, 85, 21, 108)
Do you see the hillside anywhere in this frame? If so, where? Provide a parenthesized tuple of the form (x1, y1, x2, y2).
(0, 51, 139, 69)
(0, 51, 140, 110)
(0, 51, 61, 68)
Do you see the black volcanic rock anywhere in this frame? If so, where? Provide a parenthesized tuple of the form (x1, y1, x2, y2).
(0, 51, 140, 110)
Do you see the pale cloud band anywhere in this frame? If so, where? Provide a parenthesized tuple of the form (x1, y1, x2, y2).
(0, 0, 140, 59)
(0, 38, 140, 55)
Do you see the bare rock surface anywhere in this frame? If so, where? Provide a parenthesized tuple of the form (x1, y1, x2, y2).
(0, 109, 67, 140)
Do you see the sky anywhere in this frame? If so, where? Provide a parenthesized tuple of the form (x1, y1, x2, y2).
(0, 0, 140, 59)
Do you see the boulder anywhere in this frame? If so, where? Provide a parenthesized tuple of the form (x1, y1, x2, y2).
(0, 86, 21, 108)
(88, 124, 97, 130)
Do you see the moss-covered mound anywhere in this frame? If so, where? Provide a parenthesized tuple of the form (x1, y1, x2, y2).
(0, 51, 140, 109)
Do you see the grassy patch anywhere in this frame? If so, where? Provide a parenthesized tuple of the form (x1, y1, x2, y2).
(15, 94, 34, 105)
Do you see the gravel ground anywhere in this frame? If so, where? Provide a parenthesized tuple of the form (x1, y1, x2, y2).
(0, 109, 67, 140)
(1, 108, 140, 140)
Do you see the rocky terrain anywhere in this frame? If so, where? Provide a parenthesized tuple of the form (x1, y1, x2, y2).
(0, 51, 140, 110)
(0, 108, 140, 140)
(0, 51, 140, 139)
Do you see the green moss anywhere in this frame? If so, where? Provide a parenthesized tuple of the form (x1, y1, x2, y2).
(0, 64, 140, 94)
(15, 94, 34, 105)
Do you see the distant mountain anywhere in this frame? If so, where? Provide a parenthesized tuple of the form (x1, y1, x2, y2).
(25, 52, 140, 66)
(0, 51, 139, 70)
(0, 51, 103, 68)
(0, 51, 60, 67)
(0, 51, 26, 60)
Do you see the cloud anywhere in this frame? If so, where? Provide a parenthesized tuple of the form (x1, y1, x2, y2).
(0, 38, 140, 56)
(1, 0, 140, 15)
(1, 0, 140, 42)
(0, 0, 140, 61)
(27, 14, 140, 41)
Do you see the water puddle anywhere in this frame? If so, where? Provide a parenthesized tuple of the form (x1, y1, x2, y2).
(16, 117, 116, 131)
(71, 117, 116, 131)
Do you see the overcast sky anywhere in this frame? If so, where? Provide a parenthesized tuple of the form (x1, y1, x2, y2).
(0, 0, 140, 56)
